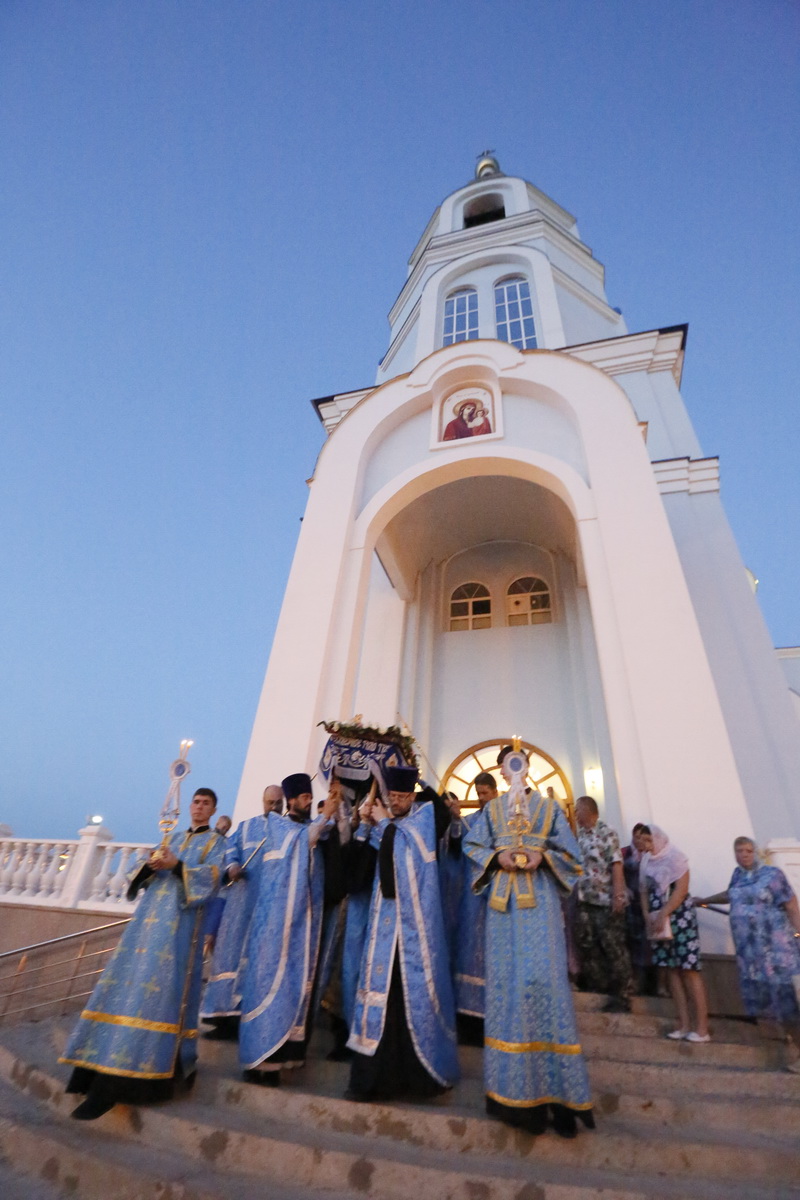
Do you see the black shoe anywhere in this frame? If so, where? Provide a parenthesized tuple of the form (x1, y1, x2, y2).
(550, 1104, 577, 1138)
(202, 1019, 240, 1040)
(486, 1096, 547, 1136)
(601, 997, 631, 1013)
(242, 1068, 281, 1087)
(326, 1046, 354, 1062)
(71, 1094, 116, 1121)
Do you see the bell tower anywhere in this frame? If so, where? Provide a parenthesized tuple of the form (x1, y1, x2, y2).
(376, 154, 628, 386)
(234, 159, 800, 945)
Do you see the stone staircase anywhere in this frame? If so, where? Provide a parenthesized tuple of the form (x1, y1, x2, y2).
(0, 993, 797, 1199)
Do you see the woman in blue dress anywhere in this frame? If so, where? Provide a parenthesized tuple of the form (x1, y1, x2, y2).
(695, 837, 800, 1072)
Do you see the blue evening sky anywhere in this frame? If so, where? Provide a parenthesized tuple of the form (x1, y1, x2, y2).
(1, 1, 798, 841)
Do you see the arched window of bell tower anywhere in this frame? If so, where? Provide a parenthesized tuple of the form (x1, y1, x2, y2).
(494, 275, 537, 349)
(449, 582, 491, 631)
(442, 287, 479, 346)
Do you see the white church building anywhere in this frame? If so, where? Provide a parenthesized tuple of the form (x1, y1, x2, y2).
(234, 157, 800, 947)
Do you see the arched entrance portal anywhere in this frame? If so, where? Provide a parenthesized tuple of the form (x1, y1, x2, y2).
(442, 738, 574, 825)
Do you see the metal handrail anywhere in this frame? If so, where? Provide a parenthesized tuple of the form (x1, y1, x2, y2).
(0, 945, 117, 980)
(0, 959, 116, 1001)
(0, 919, 131, 961)
(2, 985, 101, 1020)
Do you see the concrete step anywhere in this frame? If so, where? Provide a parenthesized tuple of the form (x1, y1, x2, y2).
(30, 1014, 800, 1128)
(2, 1033, 799, 1200)
(194, 1027, 800, 1106)
(588, 1055, 800, 1102)
(575, 1007, 783, 1046)
(0, 1066, 354, 1200)
(579, 1029, 788, 1070)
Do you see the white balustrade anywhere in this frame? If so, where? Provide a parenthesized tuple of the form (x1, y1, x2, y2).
(52, 843, 75, 900)
(88, 843, 117, 904)
(0, 842, 23, 893)
(12, 843, 33, 896)
(0, 828, 156, 914)
(21, 842, 47, 900)
(107, 846, 134, 904)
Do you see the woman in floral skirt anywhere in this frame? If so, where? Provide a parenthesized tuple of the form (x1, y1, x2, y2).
(639, 825, 710, 1042)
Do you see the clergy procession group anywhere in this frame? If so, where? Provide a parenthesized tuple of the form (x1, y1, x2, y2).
(59, 743, 800, 1141)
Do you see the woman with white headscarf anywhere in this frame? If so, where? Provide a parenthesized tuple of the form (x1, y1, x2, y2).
(696, 837, 800, 1072)
(639, 825, 710, 1042)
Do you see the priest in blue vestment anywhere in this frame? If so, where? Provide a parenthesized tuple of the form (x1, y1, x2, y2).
(200, 783, 284, 1039)
(449, 771, 497, 1045)
(464, 747, 594, 1139)
(346, 767, 459, 1101)
(61, 788, 225, 1120)
(237, 772, 342, 1085)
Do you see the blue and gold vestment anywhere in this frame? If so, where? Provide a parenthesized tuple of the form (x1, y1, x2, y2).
(238, 813, 326, 1070)
(453, 808, 487, 1018)
(201, 814, 269, 1020)
(60, 827, 224, 1084)
(464, 793, 592, 1114)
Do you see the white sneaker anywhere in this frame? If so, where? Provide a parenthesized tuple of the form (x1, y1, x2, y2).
(666, 1029, 689, 1040)
(685, 1032, 711, 1043)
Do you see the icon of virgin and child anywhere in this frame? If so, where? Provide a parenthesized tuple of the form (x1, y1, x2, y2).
(442, 397, 493, 441)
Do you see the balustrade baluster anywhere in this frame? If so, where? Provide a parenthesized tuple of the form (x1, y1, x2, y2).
(52, 843, 74, 899)
(11, 843, 32, 895)
(40, 842, 61, 898)
(88, 844, 115, 903)
(0, 842, 20, 893)
(107, 847, 133, 904)
(22, 843, 47, 899)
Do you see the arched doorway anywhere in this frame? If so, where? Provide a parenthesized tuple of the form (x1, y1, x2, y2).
(441, 738, 574, 825)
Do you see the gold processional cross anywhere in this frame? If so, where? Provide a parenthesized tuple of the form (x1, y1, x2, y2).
(505, 738, 533, 868)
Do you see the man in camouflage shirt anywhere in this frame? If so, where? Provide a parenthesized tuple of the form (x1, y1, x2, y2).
(574, 796, 634, 1013)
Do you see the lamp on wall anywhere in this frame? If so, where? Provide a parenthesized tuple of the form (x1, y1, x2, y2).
(583, 767, 603, 799)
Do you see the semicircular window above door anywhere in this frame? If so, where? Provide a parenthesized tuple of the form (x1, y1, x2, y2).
(441, 738, 573, 825)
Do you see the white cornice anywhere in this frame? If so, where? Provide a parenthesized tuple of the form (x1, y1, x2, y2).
(652, 457, 719, 495)
(389, 210, 603, 327)
(380, 297, 420, 373)
(550, 265, 625, 324)
(316, 327, 688, 435)
(566, 327, 686, 385)
(314, 388, 374, 434)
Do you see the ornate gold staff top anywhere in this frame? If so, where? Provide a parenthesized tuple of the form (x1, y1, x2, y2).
(156, 739, 194, 852)
(503, 737, 532, 869)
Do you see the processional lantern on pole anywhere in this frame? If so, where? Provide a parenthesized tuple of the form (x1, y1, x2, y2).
(505, 735, 532, 868)
(157, 739, 194, 851)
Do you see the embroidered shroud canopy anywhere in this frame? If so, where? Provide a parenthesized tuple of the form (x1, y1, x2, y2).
(318, 720, 417, 800)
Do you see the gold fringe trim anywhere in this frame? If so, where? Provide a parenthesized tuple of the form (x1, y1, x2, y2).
(487, 1089, 593, 1110)
(485, 1036, 582, 1055)
(76, 1009, 198, 1037)
(59, 1057, 174, 1081)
